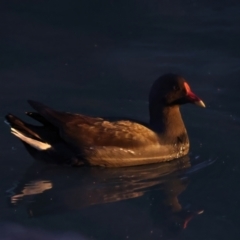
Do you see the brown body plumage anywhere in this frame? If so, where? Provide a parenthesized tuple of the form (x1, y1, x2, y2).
(5, 74, 205, 167)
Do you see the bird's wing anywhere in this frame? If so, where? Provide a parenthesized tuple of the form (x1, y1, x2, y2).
(28, 100, 159, 149)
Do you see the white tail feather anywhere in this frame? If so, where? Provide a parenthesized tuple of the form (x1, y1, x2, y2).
(11, 128, 52, 150)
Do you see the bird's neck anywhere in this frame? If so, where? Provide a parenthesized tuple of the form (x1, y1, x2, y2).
(149, 105, 188, 142)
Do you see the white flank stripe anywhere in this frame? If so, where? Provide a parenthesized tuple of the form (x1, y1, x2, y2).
(11, 128, 51, 150)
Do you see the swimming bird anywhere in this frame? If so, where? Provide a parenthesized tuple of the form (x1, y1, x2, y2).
(5, 74, 205, 167)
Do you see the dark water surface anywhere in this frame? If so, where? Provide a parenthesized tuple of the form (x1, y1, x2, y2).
(1, 0, 240, 239)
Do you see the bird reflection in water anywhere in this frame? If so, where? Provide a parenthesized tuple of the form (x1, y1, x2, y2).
(7, 155, 214, 237)
(10, 180, 52, 204)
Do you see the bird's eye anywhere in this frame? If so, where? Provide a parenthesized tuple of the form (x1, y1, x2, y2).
(173, 85, 180, 91)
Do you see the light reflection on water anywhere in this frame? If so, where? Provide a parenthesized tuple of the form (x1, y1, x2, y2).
(7, 156, 214, 238)
(10, 180, 53, 204)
